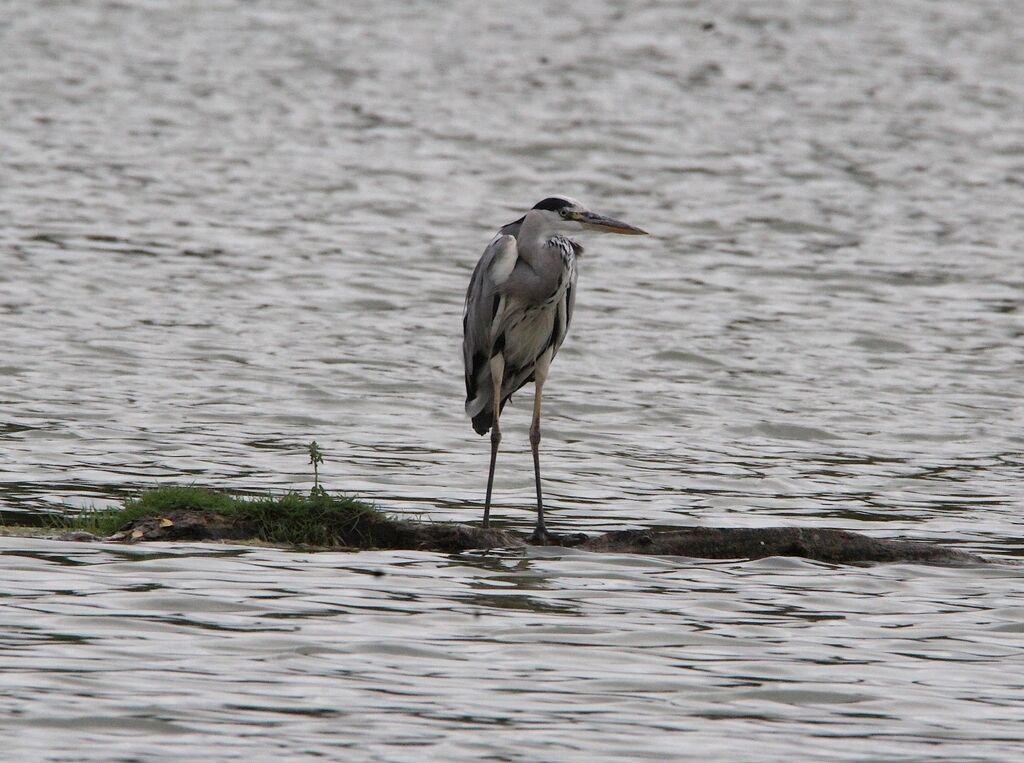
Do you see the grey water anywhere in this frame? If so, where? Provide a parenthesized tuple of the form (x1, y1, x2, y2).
(1, 1, 1022, 760)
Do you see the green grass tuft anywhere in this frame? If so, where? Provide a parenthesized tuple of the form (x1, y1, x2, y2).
(60, 486, 390, 547)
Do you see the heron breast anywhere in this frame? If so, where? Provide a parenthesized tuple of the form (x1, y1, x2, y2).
(500, 303, 558, 367)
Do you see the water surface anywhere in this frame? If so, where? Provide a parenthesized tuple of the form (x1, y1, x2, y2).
(1, 1, 1022, 759)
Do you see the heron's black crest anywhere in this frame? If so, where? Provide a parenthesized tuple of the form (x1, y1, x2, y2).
(532, 197, 573, 212)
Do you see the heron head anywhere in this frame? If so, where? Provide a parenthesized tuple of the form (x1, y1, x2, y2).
(529, 196, 648, 236)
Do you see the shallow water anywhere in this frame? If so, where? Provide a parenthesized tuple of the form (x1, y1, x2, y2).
(3, 538, 1022, 762)
(1, 0, 1022, 759)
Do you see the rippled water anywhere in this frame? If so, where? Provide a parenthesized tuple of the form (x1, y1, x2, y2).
(3, 539, 1021, 762)
(1, 0, 1022, 759)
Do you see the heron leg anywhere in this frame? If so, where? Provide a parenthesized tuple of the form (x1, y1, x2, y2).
(529, 374, 548, 543)
(482, 356, 504, 528)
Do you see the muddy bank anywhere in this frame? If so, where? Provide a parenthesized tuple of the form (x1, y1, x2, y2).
(574, 527, 986, 565)
(58, 508, 986, 565)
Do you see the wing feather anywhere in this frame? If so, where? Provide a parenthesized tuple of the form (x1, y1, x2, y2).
(463, 234, 517, 429)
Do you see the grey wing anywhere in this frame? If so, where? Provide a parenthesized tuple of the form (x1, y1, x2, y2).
(463, 234, 518, 426)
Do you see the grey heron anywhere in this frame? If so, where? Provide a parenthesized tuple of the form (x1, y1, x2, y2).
(462, 196, 648, 542)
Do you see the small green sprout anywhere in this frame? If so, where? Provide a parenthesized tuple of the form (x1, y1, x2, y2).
(308, 440, 326, 497)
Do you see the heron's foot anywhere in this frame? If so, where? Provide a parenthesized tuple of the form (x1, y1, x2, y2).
(529, 526, 551, 545)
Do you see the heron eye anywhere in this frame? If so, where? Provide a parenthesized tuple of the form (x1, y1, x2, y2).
(559, 208, 570, 219)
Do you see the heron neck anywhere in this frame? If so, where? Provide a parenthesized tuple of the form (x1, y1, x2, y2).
(517, 213, 573, 268)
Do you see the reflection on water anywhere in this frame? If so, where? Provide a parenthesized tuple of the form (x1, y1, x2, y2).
(1, 0, 1022, 759)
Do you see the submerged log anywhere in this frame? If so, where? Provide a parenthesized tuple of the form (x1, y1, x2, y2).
(573, 527, 985, 565)
(91, 509, 986, 565)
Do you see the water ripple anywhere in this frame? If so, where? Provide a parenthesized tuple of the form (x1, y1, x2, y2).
(3, 0, 1024, 759)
